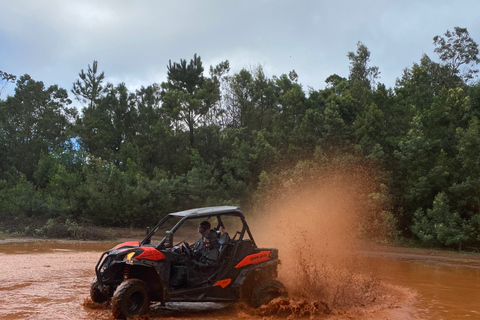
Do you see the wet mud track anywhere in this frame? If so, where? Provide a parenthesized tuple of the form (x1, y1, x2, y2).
(0, 240, 479, 320)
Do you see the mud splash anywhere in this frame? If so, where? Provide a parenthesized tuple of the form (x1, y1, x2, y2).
(248, 161, 413, 318)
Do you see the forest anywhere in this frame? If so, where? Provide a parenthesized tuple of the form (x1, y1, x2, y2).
(1, 27, 480, 250)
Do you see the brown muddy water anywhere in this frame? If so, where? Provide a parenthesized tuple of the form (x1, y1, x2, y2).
(0, 240, 479, 320)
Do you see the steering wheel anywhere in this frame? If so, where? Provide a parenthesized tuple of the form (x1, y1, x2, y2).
(181, 242, 193, 259)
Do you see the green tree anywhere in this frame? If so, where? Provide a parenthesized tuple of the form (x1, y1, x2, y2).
(207, 60, 230, 127)
(293, 88, 349, 153)
(347, 41, 380, 90)
(34, 153, 83, 219)
(78, 158, 126, 226)
(220, 130, 278, 205)
(220, 137, 252, 201)
(0, 70, 16, 99)
(393, 116, 439, 228)
(133, 84, 172, 175)
(324, 77, 357, 124)
(72, 61, 114, 158)
(0, 169, 41, 220)
(74, 99, 113, 159)
(223, 68, 255, 128)
(325, 74, 348, 94)
(392, 86, 472, 235)
(468, 82, 480, 121)
(0, 75, 74, 179)
(412, 192, 474, 250)
(161, 54, 221, 147)
(433, 27, 480, 82)
(72, 60, 110, 108)
(422, 88, 470, 153)
(75, 83, 138, 163)
(353, 102, 386, 159)
(452, 117, 480, 216)
(393, 54, 462, 147)
(101, 83, 138, 158)
(223, 65, 278, 133)
(272, 72, 307, 150)
(250, 66, 278, 133)
(184, 149, 224, 205)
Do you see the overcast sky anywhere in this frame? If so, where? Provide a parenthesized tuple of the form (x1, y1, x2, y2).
(2, 0, 480, 103)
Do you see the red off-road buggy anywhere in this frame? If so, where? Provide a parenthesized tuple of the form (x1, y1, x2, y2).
(91, 206, 287, 319)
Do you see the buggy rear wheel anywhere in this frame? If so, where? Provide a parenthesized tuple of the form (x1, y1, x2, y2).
(112, 279, 150, 319)
(251, 280, 288, 308)
(90, 277, 110, 303)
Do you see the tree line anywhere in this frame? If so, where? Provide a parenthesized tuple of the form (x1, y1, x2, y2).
(1, 27, 480, 249)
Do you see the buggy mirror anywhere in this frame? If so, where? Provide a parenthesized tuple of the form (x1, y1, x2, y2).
(144, 227, 151, 244)
(165, 231, 173, 248)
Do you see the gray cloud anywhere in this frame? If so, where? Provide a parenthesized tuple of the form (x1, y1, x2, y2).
(1, 0, 480, 100)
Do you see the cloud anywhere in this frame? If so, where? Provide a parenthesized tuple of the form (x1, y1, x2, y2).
(1, 0, 480, 100)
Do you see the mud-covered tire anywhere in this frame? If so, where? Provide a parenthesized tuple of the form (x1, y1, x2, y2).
(251, 280, 288, 308)
(90, 277, 110, 303)
(112, 279, 150, 319)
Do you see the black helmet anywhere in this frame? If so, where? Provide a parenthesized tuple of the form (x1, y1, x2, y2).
(204, 231, 219, 248)
(199, 221, 211, 229)
(198, 221, 211, 234)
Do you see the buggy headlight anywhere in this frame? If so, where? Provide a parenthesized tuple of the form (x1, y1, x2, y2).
(124, 252, 135, 262)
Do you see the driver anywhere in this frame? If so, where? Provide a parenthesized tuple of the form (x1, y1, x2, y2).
(191, 221, 217, 259)
(172, 232, 220, 288)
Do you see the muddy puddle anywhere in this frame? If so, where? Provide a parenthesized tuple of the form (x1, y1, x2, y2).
(0, 239, 479, 320)
(362, 247, 480, 319)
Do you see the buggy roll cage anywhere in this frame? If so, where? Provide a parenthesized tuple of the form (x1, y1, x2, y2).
(140, 206, 257, 248)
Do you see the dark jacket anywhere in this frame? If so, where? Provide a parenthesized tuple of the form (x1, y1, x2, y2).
(194, 246, 219, 268)
(193, 230, 218, 259)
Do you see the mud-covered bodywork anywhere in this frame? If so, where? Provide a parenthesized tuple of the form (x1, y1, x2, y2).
(92, 206, 286, 319)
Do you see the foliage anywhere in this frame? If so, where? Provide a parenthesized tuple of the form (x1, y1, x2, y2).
(411, 192, 475, 250)
(0, 70, 16, 99)
(347, 41, 380, 91)
(0, 169, 42, 218)
(160, 54, 221, 147)
(72, 60, 111, 108)
(0, 75, 74, 179)
(433, 27, 480, 82)
(34, 218, 112, 240)
(2, 27, 480, 249)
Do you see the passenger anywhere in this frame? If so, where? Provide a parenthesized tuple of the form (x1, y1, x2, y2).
(191, 221, 217, 259)
(193, 234, 219, 268)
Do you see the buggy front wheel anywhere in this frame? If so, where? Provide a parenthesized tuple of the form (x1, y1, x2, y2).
(251, 280, 288, 308)
(112, 279, 150, 319)
(90, 277, 110, 303)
